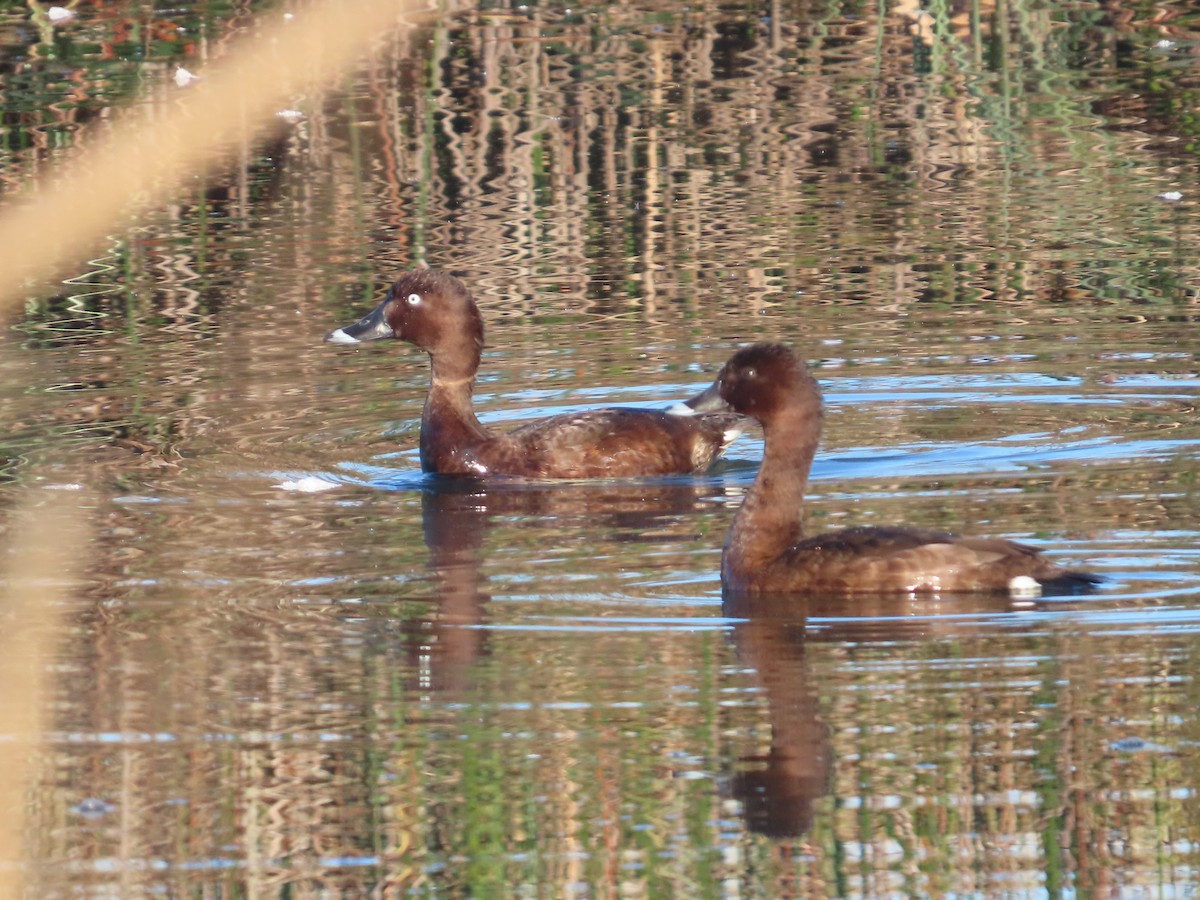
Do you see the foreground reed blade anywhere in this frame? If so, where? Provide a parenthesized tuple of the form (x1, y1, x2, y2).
(0, 0, 412, 310)
(0, 494, 91, 900)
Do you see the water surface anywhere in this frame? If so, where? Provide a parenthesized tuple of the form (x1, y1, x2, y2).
(3, 0, 1200, 895)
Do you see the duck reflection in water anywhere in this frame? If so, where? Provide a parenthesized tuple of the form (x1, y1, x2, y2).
(722, 589, 1015, 839)
(723, 590, 831, 839)
(416, 482, 492, 697)
(415, 477, 727, 695)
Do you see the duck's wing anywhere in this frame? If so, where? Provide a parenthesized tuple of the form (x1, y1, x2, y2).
(499, 407, 737, 478)
(784, 526, 1100, 595)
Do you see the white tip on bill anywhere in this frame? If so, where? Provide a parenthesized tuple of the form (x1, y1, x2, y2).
(325, 328, 360, 344)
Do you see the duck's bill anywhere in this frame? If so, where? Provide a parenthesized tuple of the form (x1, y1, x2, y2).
(680, 377, 730, 414)
(324, 299, 393, 344)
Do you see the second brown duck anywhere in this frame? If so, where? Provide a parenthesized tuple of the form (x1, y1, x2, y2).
(687, 343, 1100, 596)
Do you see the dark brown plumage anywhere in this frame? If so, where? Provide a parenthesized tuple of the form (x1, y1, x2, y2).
(325, 269, 742, 478)
(687, 343, 1100, 596)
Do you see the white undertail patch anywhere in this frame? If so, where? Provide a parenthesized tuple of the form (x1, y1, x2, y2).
(1008, 575, 1042, 598)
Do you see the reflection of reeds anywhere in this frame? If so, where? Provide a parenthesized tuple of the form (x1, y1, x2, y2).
(0, 0, 415, 309)
(6, 0, 1199, 322)
(0, 493, 89, 898)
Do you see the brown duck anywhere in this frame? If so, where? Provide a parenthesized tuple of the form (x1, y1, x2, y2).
(325, 269, 742, 478)
(687, 342, 1100, 596)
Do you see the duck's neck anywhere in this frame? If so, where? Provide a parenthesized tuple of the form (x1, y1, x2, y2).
(723, 407, 821, 578)
(419, 347, 491, 471)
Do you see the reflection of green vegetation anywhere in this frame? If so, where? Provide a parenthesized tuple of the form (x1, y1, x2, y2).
(876, 0, 1200, 306)
(356, 625, 735, 894)
(0, 4, 271, 172)
(1032, 655, 1067, 897)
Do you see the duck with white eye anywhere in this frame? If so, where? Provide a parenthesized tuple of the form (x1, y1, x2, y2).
(323, 269, 745, 479)
(327, 292, 424, 344)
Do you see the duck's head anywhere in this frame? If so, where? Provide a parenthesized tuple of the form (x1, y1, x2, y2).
(325, 269, 484, 374)
(685, 343, 820, 425)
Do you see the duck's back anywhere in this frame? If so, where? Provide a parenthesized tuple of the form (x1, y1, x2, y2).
(494, 407, 741, 479)
(726, 525, 1099, 595)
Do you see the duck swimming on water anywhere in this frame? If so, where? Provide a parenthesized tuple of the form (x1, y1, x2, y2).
(686, 342, 1100, 596)
(325, 269, 743, 479)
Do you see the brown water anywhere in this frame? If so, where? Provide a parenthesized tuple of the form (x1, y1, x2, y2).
(4, 0, 1200, 895)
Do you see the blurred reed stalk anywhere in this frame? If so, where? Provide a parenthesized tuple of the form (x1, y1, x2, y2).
(0, 493, 90, 899)
(0, 0, 413, 310)
(0, 1, 419, 892)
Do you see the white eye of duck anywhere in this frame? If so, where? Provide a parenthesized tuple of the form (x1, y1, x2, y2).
(745, 367, 757, 379)
(406, 292, 422, 305)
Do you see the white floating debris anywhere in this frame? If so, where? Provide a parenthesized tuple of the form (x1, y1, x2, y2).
(47, 6, 76, 24)
(1153, 39, 1176, 50)
(276, 109, 305, 124)
(275, 476, 341, 493)
(1008, 575, 1042, 599)
(174, 66, 200, 88)
(1157, 191, 1183, 202)
(43, 482, 84, 491)
(283, 11, 295, 21)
